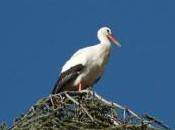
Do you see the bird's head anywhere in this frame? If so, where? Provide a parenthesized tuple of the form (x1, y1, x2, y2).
(97, 27, 121, 47)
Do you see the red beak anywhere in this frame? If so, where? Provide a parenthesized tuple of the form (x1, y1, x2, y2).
(107, 34, 121, 47)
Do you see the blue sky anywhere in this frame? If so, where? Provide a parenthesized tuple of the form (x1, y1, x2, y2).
(0, 0, 174, 128)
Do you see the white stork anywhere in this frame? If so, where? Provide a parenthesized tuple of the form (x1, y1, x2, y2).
(52, 27, 121, 94)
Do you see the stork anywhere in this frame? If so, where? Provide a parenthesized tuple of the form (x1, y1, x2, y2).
(52, 27, 121, 94)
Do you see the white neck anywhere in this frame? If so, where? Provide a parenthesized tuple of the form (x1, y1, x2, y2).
(100, 38, 111, 50)
(98, 35, 111, 45)
(97, 30, 113, 50)
(97, 38, 111, 56)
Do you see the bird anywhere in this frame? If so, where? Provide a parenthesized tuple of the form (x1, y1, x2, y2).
(52, 27, 121, 94)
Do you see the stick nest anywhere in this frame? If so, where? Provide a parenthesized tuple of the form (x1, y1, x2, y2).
(1, 91, 161, 130)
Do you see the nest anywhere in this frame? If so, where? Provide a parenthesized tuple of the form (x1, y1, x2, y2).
(1, 90, 168, 130)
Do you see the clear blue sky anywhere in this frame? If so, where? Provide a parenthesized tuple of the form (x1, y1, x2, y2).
(0, 0, 174, 128)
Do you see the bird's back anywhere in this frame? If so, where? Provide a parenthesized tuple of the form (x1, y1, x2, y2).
(61, 45, 98, 72)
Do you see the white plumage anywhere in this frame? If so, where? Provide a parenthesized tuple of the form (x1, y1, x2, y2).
(52, 27, 121, 94)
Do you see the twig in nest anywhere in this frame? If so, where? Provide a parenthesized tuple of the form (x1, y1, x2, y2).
(49, 95, 55, 109)
(89, 91, 141, 120)
(65, 92, 94, 121)
(30, 106, 35, 112)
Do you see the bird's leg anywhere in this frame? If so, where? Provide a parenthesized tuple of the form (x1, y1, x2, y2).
(78, 82, 82, 91)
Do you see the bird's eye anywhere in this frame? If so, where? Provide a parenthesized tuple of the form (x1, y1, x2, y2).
(107, 29, 110, 33)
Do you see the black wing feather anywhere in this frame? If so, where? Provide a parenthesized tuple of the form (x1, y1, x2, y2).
(51, 64, 85, 94)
